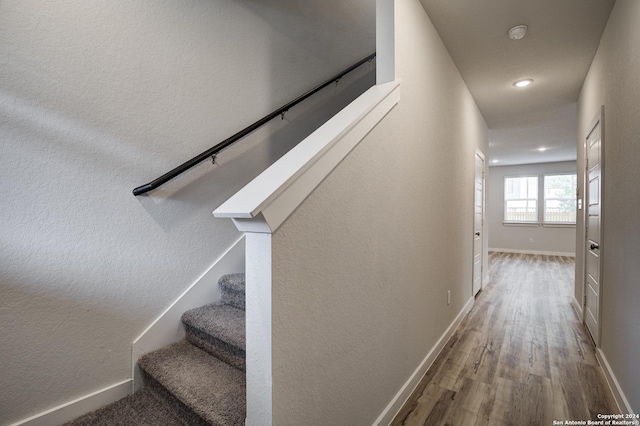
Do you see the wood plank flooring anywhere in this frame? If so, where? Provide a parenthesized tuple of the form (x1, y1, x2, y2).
(391, 252, 619, 426)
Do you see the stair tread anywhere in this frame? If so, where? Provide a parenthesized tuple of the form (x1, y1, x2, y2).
(138, 340, 245, 426)
(63, 388, 185, 426)
(218, 273, 245, 294)
(182, 303, 245, 350)
(219, 273, 245, 311)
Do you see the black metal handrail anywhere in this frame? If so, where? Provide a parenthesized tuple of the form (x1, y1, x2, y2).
(132, 52, 376, 196)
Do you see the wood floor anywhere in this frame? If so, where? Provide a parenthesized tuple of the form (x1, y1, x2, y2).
(391, 252, 619, 426)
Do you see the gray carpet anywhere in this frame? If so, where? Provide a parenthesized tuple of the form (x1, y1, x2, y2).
(218, 273, 245, 310)
(182, 303, 246, 371)
(65, 273, 246, 425)
(64, 389, 185, 426)
(139, 341, 245, 426)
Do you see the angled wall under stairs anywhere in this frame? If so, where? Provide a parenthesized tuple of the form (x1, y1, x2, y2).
(65, 274, 246, 426)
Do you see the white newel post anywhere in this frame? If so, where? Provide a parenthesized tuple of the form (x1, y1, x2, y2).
(244, 230, 273, 426)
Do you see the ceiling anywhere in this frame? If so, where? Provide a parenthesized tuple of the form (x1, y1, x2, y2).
(419, 0, 615, 166)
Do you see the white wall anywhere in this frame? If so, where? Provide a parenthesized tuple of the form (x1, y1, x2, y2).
(268, 0, 488, 423)
(488, 161, 577, 255)
(576, 0, 640, 412)
(0, 1, 374, 424)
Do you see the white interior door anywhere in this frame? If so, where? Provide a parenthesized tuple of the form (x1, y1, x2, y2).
(473, 152, 484, 296)
(584, 109, 603, 345)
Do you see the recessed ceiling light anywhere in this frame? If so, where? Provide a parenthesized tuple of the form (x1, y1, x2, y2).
(514, 79, 533, 88)
(492, 159, 499, 163)
(508, 25, 528, 40)
(538, 147, 547, 152)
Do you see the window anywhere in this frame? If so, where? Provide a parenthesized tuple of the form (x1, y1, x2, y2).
(544, 174, 577, 224)
(504, 176, 538, 223)
(503, 173, 577, 225)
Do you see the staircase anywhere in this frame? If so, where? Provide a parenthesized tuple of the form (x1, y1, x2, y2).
(66, 274, 246, 426)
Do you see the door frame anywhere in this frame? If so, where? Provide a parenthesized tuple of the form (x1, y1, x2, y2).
(582, 105, 605, 346)
(472, 150, 486, 297)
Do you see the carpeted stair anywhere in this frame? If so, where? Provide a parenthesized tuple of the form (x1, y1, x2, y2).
(66, 274, 246, 426)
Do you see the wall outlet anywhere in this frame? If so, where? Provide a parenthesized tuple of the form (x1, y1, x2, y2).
(529, 238, 534, 244)
(447, 290, 451, 305)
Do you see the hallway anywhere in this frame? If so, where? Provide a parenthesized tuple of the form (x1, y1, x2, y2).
(391, 252, 619, 425)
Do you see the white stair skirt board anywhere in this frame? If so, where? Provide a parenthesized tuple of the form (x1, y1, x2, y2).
(373, 297, 475, 426)
(489, 248, 576, 257)
(597, 349, 634, 414)
(132, 235, 245, 391)
(8, 380, 131, 426)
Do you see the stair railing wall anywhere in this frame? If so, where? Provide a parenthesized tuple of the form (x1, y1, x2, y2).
(214, 79, 401, 425)
(132, 53, 376, 196)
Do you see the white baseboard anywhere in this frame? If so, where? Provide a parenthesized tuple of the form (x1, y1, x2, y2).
(8, 380, 131, 426)
(571, 297, 583, 321)
(596, 349, 634, 414)
(489, 248, 575, 257)
(372, 296, 474, 426)
(132, 235, 245, 391)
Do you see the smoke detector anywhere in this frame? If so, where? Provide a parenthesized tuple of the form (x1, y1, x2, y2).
(508, 25, 528, 40)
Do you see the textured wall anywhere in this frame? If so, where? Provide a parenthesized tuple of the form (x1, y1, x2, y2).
(488, 161, 577, 255)
(0, 0, 374, 423)
(577, 0, 640, 412)
(269, 0, 488, 424)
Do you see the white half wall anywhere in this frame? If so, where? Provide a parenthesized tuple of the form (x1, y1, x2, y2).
(266, 1, 487, 423)
(216, 79, 402, 425)
(577, 0, 640, 413)
(488, 161, 577, 256)
(215, 0, 487, 422)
